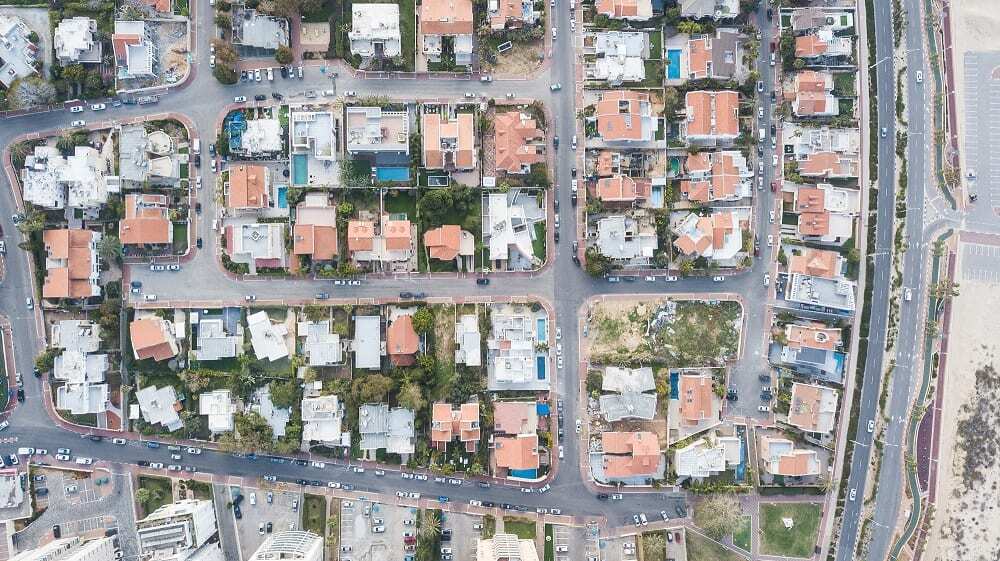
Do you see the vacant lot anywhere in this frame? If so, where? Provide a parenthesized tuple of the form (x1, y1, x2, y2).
(587, 298, 742, 367)
(733, 516, 751, 552)
(759, 503, 821, 558)
(302, 494, 327, 536)
(502, 517, 536, 540)
(137, 476, 172, 516)
(686, 531, 743, 561)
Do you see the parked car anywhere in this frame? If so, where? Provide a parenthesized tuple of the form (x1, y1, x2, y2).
(233, 96, 247, 103)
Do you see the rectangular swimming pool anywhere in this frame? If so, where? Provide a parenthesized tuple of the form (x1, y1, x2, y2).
(376, 167, 410, 182)
(276, 186, 288, 208)
(650, 185, 664, 208)
(292, 154, 308, 185)
(536, 318, 547, 343)
(667, 49, 682, 79)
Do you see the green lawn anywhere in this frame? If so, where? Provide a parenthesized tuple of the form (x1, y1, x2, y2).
(482, 514, 496, 539)
(833, 72, 856, 96)
(183, 479, 214, 501)
(686, 532, 744, 561)
(733, 516, 751, 552)
(503, 517, 536, 540)
(759, 503, 822, 558)
(0, 331, 8, 411)
(302, 494, 327, 536)
(137, 476, 172, 516)
(641, 531, 666, 561)
(173, 221, 189, 254)
(544, 524, 554, 561)
(647, 30, 662, 59)
(642, 60, 665, 87)
(385, 191, 418, 219)
(532, 222, 546, 263)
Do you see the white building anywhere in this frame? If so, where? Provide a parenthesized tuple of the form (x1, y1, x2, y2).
(345, 106, 410, 155)
(247, 532, 322, 561)
(240, 118, 284, 157)
(54, 17, 102, 64)
(137, 500, 217, 559)
(484, 193, 538, 269)
(233, 8, 289, 51)
(190, 313, 242, 362)
(51, 320, 108, 415)
(227, 222, 287, 274)
(247, 311, 289, 362)
(349, 4, 402, 58)
(454, 313, 481, 367)
(301, 395, 347, 446)
(199, 390, 235, 434)
(359, 403, 415, 457)
(477, 534, 539, 561)
(118, 124, 179, 186)
(588, 32, 646, 85)
(486, 304, 547, 391)
(679, 0, 738, 19)
(112, 21, 156, 79)
(21, 146, 120, 211)
(0, 15, 39, 88)
(11, 536, 117, 561)
(290, 109, 336, 159)
(298, 321, 342, 366)
(594, 214, 657, 264)
(673, 433, 742, 479)
(353, 315, 383, 370)
(135, 385, 183, 432)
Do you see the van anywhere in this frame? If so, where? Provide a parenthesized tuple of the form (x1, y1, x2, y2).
(16, 448, 34, 456)
(570, 0, 575, 8)
(759, 128, 766, 142)
(192, 139, 201, 154)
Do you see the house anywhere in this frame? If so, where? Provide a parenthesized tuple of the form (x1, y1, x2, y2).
(386, 314, 419, 367)
(785, 270, 857, 313)
(595, 176, 652, 205)
(787, 182, 860, 243)
(420, 0, 474, 65)
(119, 194, 172, 247)
(784, 125, 860, 179)
(594, 0, 652, 21)
(671, 372, 721, 438)
(290, 109, 337, 187)
(430, 402, 480, 452)
(226, 223, 287, 273)
(118, 124, 179, 186)
(247, 310, 289, 362)
(789, 7, 855, 33)
(353, 315, 383, 370)
(486, 304, 546, 390)
(112, 21, 156, 79)
(0, 16, 38, 88)
(680, 151, 752, 203)
(345, 106, 410, 156)
(795, 27, 853, 59)
(248, 532, 322, 561)
(673, 432, 741, 479)
(349, 4, 401, 58)
(292, 193, 338, 263)
(679, 0, 738, 19)
(686, 29, 741, 80)
(587, 31, 646, 85)
(301, 395, 347, 446)
(422, 111, 476, 170)
(346, 218, 414, 268)
(493, 401, 538, 435)
(484, 192, 538, 269)
(41, 229, 101, 300)
(423, 224, 475, 266)
(358, 403, 415, 457)
(227, 165, 271, 210)
(599, 366, 657, 421)
(52, 320, 108, 416)
(54, 17, 102, 64)
(239, 118, 284, 158)
(489, 0, 539, 30)
(593, 214, 657, 264)
(130, 317, 178, 362)
(135, 385, 183, 431)
(684, 90, 740, 144)
(199, 390, 235, 434)
(135, 0, 173, 15)
(494, 434, 539, 474)
(772, 323, 846, 383)
(191, 312, 242, 361)
(600, 432, 663, 481)
(494, 111, 545, 175)
(789, 70, 838, 117)
(52, 320, 100, 353)
(298, 320, 342, 366)
(759, 435, 822, 477)
(232, 7, 289, 51)
(21, 145, 119, 211)
(786, 382, 839, 435)
(594, 91, 655, 143)
(671, 209, 749, 264)
(787, 247, 845, 278)
(477, 534, 539, 561)
(455, 313, 481, 366)
(251, 386, 290, 437)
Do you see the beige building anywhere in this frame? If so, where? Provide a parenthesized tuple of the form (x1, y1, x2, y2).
(477, 533, 539, 561)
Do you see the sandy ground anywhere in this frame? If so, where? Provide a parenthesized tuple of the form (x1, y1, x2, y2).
(300, 23, 330, 52)
(949, 0, 1000, 177)
(924, 250, 1000, 560)
(485, 40, 544, 78)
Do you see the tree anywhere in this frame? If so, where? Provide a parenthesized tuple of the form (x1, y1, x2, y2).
(221, 412, 275, 452)
(411, 307, 434, 333)
(337, 202, 355, 219)
(418, 510, 441, 538)
(793, 58, 806, 69)
(269, 379, 299, 409)
(663, 87, 681, 119)
(7, 76, 56, 109)
(63, 64, 86, 96)
(135, 487, 162, 507)
(273, 0, 322, 18)
(693, 494, 743, 540)
(584, 247, 612, 277)
(931, 279, 959, 300)
(397, 380, 425, 412)
(214, 13, 231, 29)
(417, 189, 455, 226)
(180, 369, 212, 392)
(680, 260, 695, 275)
(676, 21, 703, 34)
(351, 373, 394, 404)
(97, 235, 123, 262)
(35, 348, 60, 373)
(275, 45, 293, 64)
(16, 209, 45, 235)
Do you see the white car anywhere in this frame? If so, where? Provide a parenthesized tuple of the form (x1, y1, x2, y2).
(758, 106, 764, 119)
(758, 405, 770, 412)
(867, 419, 875, 433)
(557, 356, 564, 369)
(70, 105, 84, 113)
(150, 462, 164, 469)
(768, 210, 775, 224)
(267, 67, 274, 81)
(234, 96, 247, 103)
(915, 70, 923, 83)
(849, 488, 857, 501)
(311, 461, 326, 468)
(763, 273, 770, 286)
(112, 438, 126, 445)
(75, 457, 93, 465)
(904, 287, 913, 301)
(187, 447, 202, 454)
(665, 275, 678, 282)
(551, 27, 557, 39)
(70, 120, 86, 127)
(767, 235, 774, 247)
(713, 275, 725, 282)
(558, 445, 564, 459)
(254, 69, 261, 82)
(555, 327, 561, 341)
(209, 55, 216, 68)
(55, 454, 71, 461)
(90, 103, 106, 111)
(575, 419, 582, 433)
(249, 492, 257, 505)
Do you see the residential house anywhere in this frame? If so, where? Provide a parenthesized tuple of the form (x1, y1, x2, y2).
(594, 91, 655, 143)
(795, 27, 852, 60)
(594, 0, 652, 21)
(494, 111, 545, 175)
(41, 229, 101, 300)
(789, 70, 838, 117)
(290, 109, 337, 187)
(232, 7, 289, 51)
(493, 401, 538, 435)
(789, 7, 855, 33)
(346, 218, 414, 269)
(358, 403, 415, 458)
(679, 0, 738, 20)
(785, 382, 839, 435)
(130, 317, 178, 362)
(247, 310, 289, 362)
(420, 0, 474, 65)
(787, 182, 860, 243)
(587, 31, 646, 85)
(772, 322, 846, 383)
(595, 176, 652, 206)
(488, 0, 539, 30)
(455, 313, 481, 366)
(345, 106, 410, 159)
(494, 433, 539, 475)
(112, 21, 156, 79)
(671, 372, 721, 439)
(225, 223, 287, 273)
(251, 386, 290, 437)
(134, 385, 183, 431)
(785, 269, 857, 313)
(238, 118, 283, 158)
(135, 0, 173, 15)
(593, 214, 657, 265)
(199, 390, 235, 434)
(787, 246, 845, 278)
(21, 145, 120, 211)
(119, 194, 172, 247)
(680, 151, 752, 203)
(430, 402, 480, 452)
(191, 312, 242, 361)
(423, 225, 474, 266)
(422, 111, 476, 170)
(673, 432, 741, 479)
(600, 431, 664, 481)
(684, 90, 740, 145)
(599, 366, 656, 421)
(784, 125, 860, 179)
(386, 314, 419, 366)
(226, 165, 270, 210)
(477, 534, 539, 561)
(758, 435, 822, 477)
(353, 315, 383, 370)
(51, 320, 108, 416)
(484, 192, 538, 270)
(301, 395, 347, 447)
(0, 16, 38, 88)
(486, 304, 546, 390)
(671, 209, 749, 264)
(118, 124, 179, 187)
(686, 29, 741, 80)
(349, 4, 401, 58)
(54, 17, 102, 64)
(292, 193, 338, 263)
(298, 320, 342, 366)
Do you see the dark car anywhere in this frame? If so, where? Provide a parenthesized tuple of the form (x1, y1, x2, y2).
(554, 199, 560, 212)
(209, 143, 216, 156)
(36, 487, 48, 496)
(266, 522, 273, 533)
(296, 479, 308, 485)
(478, 482, 491, 489)
(554, 231, 560, 243)
(33, 366, 40, 377)
(146, 441, 160, 449)
(17, 388, 24, 402)
(399, 291, 414, 299)
(254, 94, 267, 101)
(280, 66, 288, 78)
(771, 123, 776, 136)
(482, 501, 495, 507)
(675, 505, 687, 517)
(476, 278, 490, 286)
(295, 460, 308, 466)
(105, 528, 118, 537)
(553, 136, 559, 148)
(770, 91, 776, 103)
(766, 7, 773, 19)
(272, 92, 283, 100)
(53, 525, 61, 538)
(195, 203, 202, 214)
(89, 435, 102, 442)
(597, 493, 610, 500)
(234, 506, 242, 519)
(130, 280, 142, 289)
(571, 193, 578, 206)
(193, 154, 200, 167)
(196, 237, 203, 249)
(138, 460, 150, 467)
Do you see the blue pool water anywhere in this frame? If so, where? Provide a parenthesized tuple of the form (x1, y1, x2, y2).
(667, 49, 682, 79)
(650, 185, 664, 208)
(536, 318, 547, 343)
(536, 356, 546, 380)
(276, 186, 288, 208)
(510, 469, 538, 479)
(292, 154, 308, 185)
(735, 433, 747, 482)
(669, 371, 679, 399)
(376, 167, 410, 182)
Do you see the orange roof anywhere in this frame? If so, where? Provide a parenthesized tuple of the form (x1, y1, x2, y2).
(788, 383, 838, 433)
(777, 451, 820, 476)
(796, 187, 825, 211)
(595, 0, 639, 18)
(685, 91, 739, 139)
(130, 318, 176, 362)
(596, 176, 651, 202)
(680, 180, 711, 203)
(796, 70, 829, 93)
(420, 0, 473, 35)
(596, 91, 649, 141)
(227, 165, 269, 209)
(42, 229, 97, 299)
(788, 248, 840, 278)
(494, 111, 544, 174)
(138, 0, 171, 13)
(596, 151, 620, 177)
(383, 220, 412, 251)
(293, 224, 338, 261)
(431, 402, 454, 442)
(687, 37, 711, 79)
(431, 402, 480, 449)
(786, 324, 842, 351)
(683, 152, 744, 203)
(685, 152, 711, 174)
(494, 401, 537, 435)
(347, 221, 375, 252)
(795, 92, 831, 115)
(798, 211, 830, 236)
(422, 112, 475, 169)
(112, 34, 140, 63)
(494, 434, 539, 470)
(795, 34, 828, 57)
(601, 431, 661, 478)
(673, 212, 737, 256)
(799, 152, 851, 177)
(387, 315, 419, 366)
(489, 0, 528, 29)
(423, 225, 463, 261)
(119, 194, 171, 246)
(678, 374, 715, 424)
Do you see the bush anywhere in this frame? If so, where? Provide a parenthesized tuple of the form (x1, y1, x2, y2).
(275, 45, 293, 64)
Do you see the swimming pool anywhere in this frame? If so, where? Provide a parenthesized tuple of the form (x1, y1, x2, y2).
(376, 167, 410, 182)
(536, 318, 547, 343)
(666, 49, 682, 79)
(292, 153, 308, 185)
(276, 186, 288, 208)
(650, 185, 664, 209)
(536, 356, 546, 380)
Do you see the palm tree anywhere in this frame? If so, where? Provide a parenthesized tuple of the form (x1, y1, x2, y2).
(418, 510, 441, 538)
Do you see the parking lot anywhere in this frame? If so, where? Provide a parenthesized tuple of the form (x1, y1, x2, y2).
(552, 524, 592, 561)
(233, 486, 302, 559)
(962, 51, 1000, 216)
(665, 527, 687, 561)
(441, 510, 485, 560)
(601, 535, 638, 561)
(340, 499, 413, 561)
